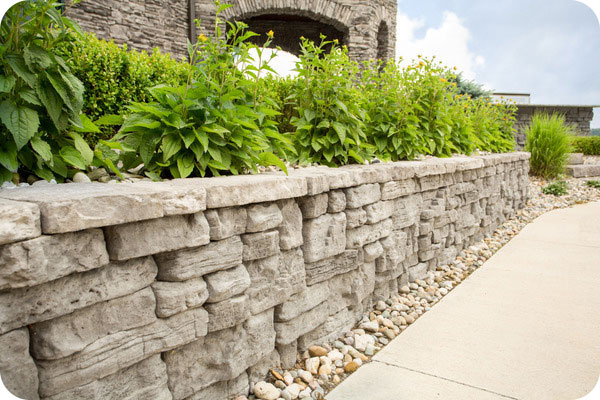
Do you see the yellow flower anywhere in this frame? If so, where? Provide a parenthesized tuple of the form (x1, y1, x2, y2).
(440, 78, 447, 83)
(452, 82, 457, 86)
(300, 36, 305, 40)
(198, 34, 207, 42)
(333, 39, 339, 44)
(453, 66, 457, 70)
(267, 30, 274, 38)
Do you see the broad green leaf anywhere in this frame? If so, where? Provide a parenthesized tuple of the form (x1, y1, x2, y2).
(0, 101, 39, 150)
(303, 109, 316, 122)
(140, 132, 157, 165)
(331, 121, 346, 142)
(69, 132, 94, 164)
(33, 167, 54, 182)
(49, 154, 68, 177)
(0, 76, 16, 93)
(59, 146, 87, 170)
(144, 171, 162, 181)
(207, 146, 222, 163)
(19, 88, 41, 106)
(95, 114, 124, 126)
(35, 78, 63, 130)
(30, 137, 53, 163)
(45, 71, 73, 113)
(0, 139, 18, 172)
(162, 135, 182, 161)
(259, 152, 288, 175)
(59, 70, 84, 113)
(5, 54, 36, 87)
(73, 114, 100, 134)
(24, 44, 52, 70)
(316, 120, 330, 129)
(194, 128, 209, 152)
(177, 154, 195, 178)
(0, 166, 13, 184)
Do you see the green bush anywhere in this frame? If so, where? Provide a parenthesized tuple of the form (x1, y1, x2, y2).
(0, 0, 96, 183)
(526, 113, 572, 178)
(542, 180, 568, 196)
(570, 136, 600, 155)
(586, 180, 600, 189)
(112, 7, 293, 179)
(54, 33, 190, 145)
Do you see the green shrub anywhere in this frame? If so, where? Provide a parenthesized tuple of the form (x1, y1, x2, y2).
(112, 7, 293, 179)
(542, 180, 568, 196)
(0, 0, 96, 183)
(570, 136, 600, 155)
(526, 113, 572, 178)
(54, 33, 190, 145)
(586, 180, 600, 189)
(286, 37, 372, 166)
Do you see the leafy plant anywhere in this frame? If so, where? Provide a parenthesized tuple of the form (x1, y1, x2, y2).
(0, 0, 96, 183)
(542, 180, 568, 196)
(54, 33, 190, 146)
(286, 37, 372, 166)
(448, 72, 492, 99)
(569, 136, 600, 155)
(112, 3, 293, 179)
(526, 113, 572, 178)
(586, 180, 600, 189)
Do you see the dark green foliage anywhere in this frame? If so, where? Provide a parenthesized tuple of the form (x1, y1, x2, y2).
(526, 113, 572, 178)
(586, 180, 600, 189)
(542, 180, 568, 196)
(570, 136, 600, 155)
(54, 33, 190, 146)
(449, 72, 492, 99)
(591, 128, 600, 136)
(112, 9, 293, 179)
(0, 0, 95, 183)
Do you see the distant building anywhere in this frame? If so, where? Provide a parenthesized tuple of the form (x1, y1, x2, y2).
(491, 92, 531, 105)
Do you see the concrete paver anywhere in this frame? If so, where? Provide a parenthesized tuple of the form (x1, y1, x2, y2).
(327, 202, 600, 400)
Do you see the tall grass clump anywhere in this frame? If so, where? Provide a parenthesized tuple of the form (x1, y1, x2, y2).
(526, 113, 572, 178)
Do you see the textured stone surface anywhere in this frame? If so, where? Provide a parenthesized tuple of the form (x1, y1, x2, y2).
(205, 264, 251, 303)
(364, 200, 395, 224)
(151, 277, 209, 318)
(302, 213, 347, 263)
(275, 301, 331, 345)
(0, 198, 40, 245)
(0, 229, 109, 290)
(164, 310, 275, 399)
(0, 257, 157, 334)
(346, 218, 393, 248)
(0, 328, 40, 400)
(277, 199, 303, 250)
(204, 206, 247, 240)
(242, 231, 280, 261)
(185, 371, 249, 400)
(104, 212, 210, 260)
(37, 307, 208, 397)
(155, 236, 243, 281)
(205, 294, 250, 332)
(246, 203, 283, 232)
(345, 208, 367, 228)
(344, 183, 381, 208)
(328, 190, 347, 213)
(44, 354, 172, 400)
(30, 288, 157, 360)
(381, 179, 417, 200)
(297, 193, 329, 219)
(305, 250, 360, 286)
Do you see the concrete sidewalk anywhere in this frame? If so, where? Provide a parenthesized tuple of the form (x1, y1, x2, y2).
(327, 202, 600, 400)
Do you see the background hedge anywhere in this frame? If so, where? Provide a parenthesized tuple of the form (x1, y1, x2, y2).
(570, 136, 600, 155)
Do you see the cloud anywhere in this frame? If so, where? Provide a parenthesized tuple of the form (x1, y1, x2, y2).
(396, 11, 484, 80)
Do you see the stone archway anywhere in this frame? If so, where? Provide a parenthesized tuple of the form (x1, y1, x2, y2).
(376, 21, 389, 61)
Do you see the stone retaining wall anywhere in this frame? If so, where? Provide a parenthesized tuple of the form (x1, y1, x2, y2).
(0, 153, 529, 400)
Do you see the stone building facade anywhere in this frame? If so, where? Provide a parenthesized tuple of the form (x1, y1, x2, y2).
(513, 105, 595, 148)
(65, 0, 397, 62)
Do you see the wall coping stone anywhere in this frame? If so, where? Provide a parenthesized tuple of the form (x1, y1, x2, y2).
(0, 153, 530, 236)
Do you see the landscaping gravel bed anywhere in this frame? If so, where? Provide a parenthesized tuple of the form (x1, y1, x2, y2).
(242, 177, 600, 400)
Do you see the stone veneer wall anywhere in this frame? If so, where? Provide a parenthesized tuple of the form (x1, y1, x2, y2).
(514, 105, 594, 148)
(0, 153, 529, 400)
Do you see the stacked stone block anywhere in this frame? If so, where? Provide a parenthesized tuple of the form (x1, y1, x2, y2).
(0, 153, 529, 399)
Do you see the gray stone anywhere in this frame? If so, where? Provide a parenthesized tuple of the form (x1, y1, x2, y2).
(155, 236, 243, 281)
(0, 328, 40, 400)
(30, 288, 157, 360)
(344, 183, 381, 208)
(408, 263, 428, 281)
(275, 280, 329, 322)
(164, 309, 275, 400)
(566, 164, 600, 178)
(246, 203, 283, 232)
(193, 175, 307, 208)
(277, 199, 303, 250)
(327, 190, 347, 213)
(391, 195, 422, 229)
(245, 255, 293, 315)
(44, 354, 171, 400)
(277, 341, 298, 369)
(104, 212, 210, 261)
(205, 294, 250, 333)
(185, 371, 249, 400)
(204, 207, 247, 240)
(131, 179, 207, 215)
(275, 301, 331, 345)
(363, 241, 384, 262)
(0, 198, 40, 245)
(37, 307, 208, 397)
(72, 172, 91, 183)
(297, 307, 356, 351)
(205, 264, 251, 303)
(567, 153, 584, 165)
(0, 229, 109, 290)
(0, 257, 157, 334)
(297, 194, 328, 219)
(278, 248, 307, 295)
(345, 208, 367, 228)
(242, 231, 280, 261)
(380, 179, 417, 200)
(247, 350, 281, 384)
(151, 277, 209, 318)
(305, 250, 360, 286)
(364, 200, 395, 224)
(301, 213, 346, 263)
(346, 218, 393, 248)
